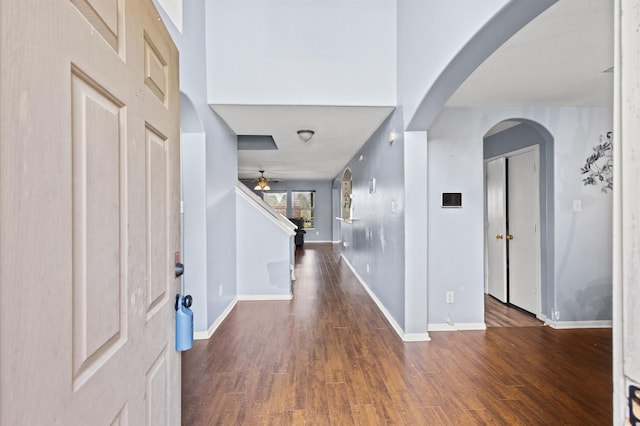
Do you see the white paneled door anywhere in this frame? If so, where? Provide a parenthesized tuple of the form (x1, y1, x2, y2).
(486, 158, 508, 303)
(485, 148, 540, 314)
(507, 150, 539, 314)
(0, 1, 181, 424)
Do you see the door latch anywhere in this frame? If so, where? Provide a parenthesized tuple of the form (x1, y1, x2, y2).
(175, 262, 184, 278)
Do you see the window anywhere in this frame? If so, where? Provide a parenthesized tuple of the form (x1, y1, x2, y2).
(263, 191, 287, 217)
(292, 191, 315, 228)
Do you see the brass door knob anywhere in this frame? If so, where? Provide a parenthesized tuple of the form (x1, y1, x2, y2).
(496, 233, 504, 239)
(506, 234, 514, 240)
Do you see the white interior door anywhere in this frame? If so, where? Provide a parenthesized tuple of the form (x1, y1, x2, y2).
(0, 1, 181, 424)
(486, 158, 508, 302)
(507, 150, 539, 314)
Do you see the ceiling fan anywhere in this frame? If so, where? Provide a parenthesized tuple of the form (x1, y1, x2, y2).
(253, 170, 271, 191)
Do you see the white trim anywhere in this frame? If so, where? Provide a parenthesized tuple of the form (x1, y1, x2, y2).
(544, 319, 612, 329)
(332, 240, 341, 244)
(613, 2, 625, 421)
(340, 254, 431, 342)
(304, 240, 333, 244)
(537, 313, 549, 323)
(404, 333, 431, 342)
(485, 144, 539, 162)
(237, 294, 293, 301)
(428, 322, 487, 332)
(335, 217, 356, 223)
(194, 297, 238, 340)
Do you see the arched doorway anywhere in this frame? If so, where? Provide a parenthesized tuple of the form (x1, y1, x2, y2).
(483, 119, 554, 324)
(341, 168, 352, 222)
(334, 168, 353, 249)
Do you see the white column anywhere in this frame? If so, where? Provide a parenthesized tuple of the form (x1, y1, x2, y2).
(404, 131, 430, 341)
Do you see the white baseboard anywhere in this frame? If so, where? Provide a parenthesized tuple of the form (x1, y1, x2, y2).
(304, 240, 333, 244)
(340, 254, 430, 342)
(544, 319, 612, 329)
(332, 241, 341, 244)
(428, 322, 487, 332)
(404, 332, 432, 341)
(194, 297, 238, 340)
(237, 294, 293, 301)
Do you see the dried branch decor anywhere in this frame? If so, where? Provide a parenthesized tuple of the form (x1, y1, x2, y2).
(581, 131, 613, 192)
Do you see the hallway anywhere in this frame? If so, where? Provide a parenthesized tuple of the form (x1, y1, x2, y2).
(182, 244, 611, 424)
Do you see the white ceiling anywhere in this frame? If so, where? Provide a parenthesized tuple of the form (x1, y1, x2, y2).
(447, 0, 613, 107)
(213, 105, 394, 181)
(218, 0, 613, 182)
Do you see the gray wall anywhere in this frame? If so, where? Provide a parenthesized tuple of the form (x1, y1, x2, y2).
(236, 195, 293, 297)
(155, 0, 239, 333)
(339, 108, 407, 329)
(428, 106, 613, 325)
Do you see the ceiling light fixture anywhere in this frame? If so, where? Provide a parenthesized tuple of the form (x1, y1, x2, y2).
(254, 170, 271, 191)
(297, 129, 315, 143)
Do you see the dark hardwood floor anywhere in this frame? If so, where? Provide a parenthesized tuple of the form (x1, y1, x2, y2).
(182, 243, 612, 425)
(484, 294, 543, 327)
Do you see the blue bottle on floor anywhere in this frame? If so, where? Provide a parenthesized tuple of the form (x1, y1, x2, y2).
(175, 294, 193, 351)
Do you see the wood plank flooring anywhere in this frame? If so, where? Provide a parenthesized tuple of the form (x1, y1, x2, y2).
(182, 243, 612, 425)
(484, 294, 543, 327)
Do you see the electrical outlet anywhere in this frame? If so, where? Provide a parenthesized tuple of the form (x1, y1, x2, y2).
(219, 285, 223, 297)
(366, 264, 370, 273)
(446, 291, 454, 304)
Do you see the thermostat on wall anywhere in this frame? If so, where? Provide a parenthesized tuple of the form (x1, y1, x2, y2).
(442, 192, 462, 208)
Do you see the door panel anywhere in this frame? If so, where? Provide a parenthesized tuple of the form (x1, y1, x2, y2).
(507, 150, 539, 314)
(70, 0, 123, 52)
(147, 349, 170, 425)
(486, 158, 508, 302)
(0, 1, 180, 424)
(71, 66, 127, 389)
(146, 125, 170, 315)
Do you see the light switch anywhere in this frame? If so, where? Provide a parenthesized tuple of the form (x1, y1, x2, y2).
(573, 200, 582, 212)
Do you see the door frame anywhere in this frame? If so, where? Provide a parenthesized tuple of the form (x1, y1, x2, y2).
(484, 145, 542, 317)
